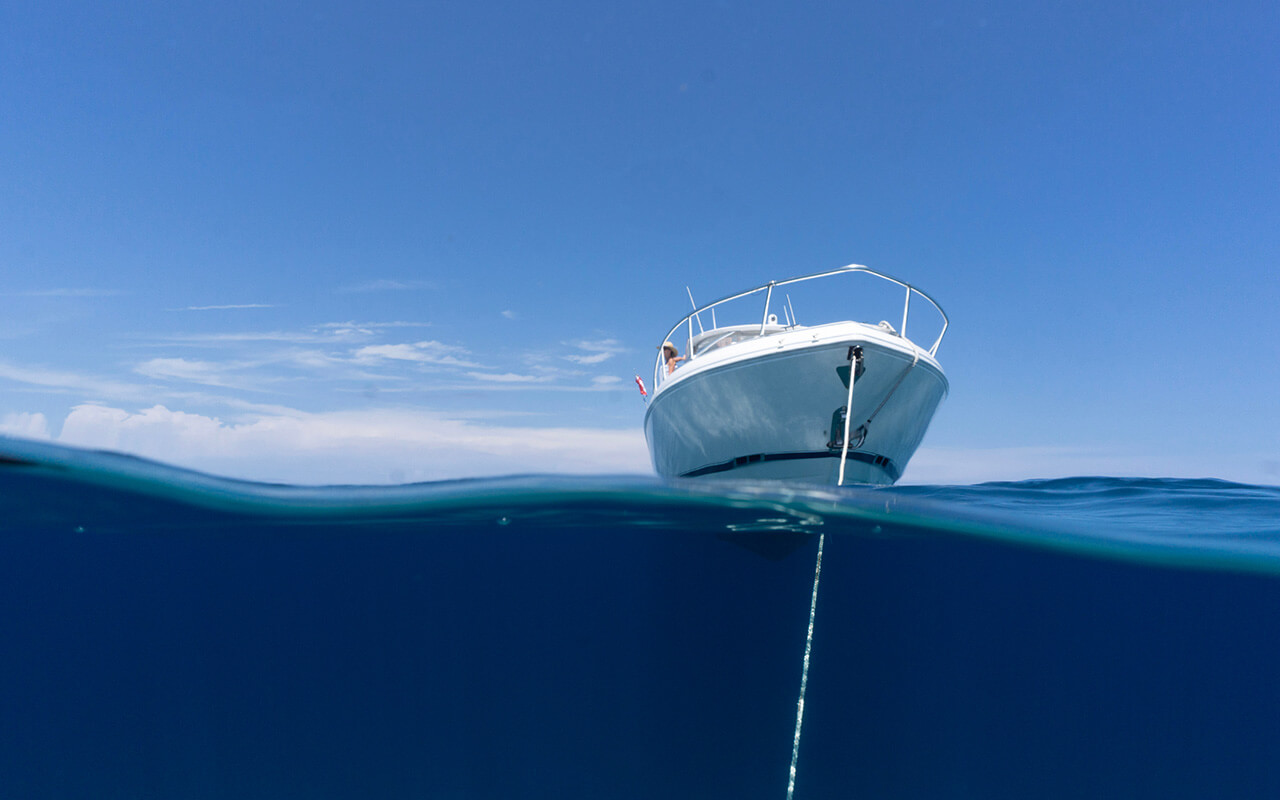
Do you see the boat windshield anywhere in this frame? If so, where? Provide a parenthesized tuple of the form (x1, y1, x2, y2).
(690, 325, 786, 356)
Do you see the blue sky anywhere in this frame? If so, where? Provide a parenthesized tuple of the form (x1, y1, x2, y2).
(1, 1, 1277, 484)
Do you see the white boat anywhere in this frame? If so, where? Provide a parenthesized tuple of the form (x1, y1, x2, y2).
(643, 264, 949, 485)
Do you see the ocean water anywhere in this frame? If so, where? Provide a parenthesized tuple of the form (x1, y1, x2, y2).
(3, 437, 1280, 799)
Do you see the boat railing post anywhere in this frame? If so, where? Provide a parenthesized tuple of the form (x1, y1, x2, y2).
(686, 287, 704, 335)
(900, 286, 911, 339)
(929, 315, 948, 357)
(761, 283, 775, 334)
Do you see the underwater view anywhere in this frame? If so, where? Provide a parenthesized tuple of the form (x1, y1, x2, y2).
(3, 436, 1280, 799)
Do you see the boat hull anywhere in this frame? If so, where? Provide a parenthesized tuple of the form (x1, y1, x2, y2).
(644, 324, 947, 485)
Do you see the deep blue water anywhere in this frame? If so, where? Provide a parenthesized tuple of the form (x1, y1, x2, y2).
(3, 437, 1280, 798)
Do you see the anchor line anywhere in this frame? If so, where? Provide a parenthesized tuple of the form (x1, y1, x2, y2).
(839, 350, 920, 473)
(786, 532, 825, 800)
(837, 347, 861, 486)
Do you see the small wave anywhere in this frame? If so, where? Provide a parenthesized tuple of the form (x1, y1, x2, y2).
(3, 436, 1280, 574)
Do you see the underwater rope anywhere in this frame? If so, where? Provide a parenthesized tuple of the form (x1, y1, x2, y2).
(786, 531, 825, 800)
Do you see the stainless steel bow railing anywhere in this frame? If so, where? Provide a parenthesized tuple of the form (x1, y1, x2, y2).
(652, 264, 948, 391)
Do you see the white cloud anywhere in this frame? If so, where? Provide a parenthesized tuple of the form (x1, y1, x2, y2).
(466, 372, 551, 383)
(317, 320, 431, 338)
(0, 412, 50, 439)
(563, 338, 625, 365)
(55, 403, 651, 484)
(0, 359, 145, 399)
(565, 352, 614, 365)
(134, 357, 241, 387)
(152, 331, 332, 344)
(592, 375, 622, 385)
(61, 404, 231, 454)
(180, 303, 277, 311)
(352, 341, 480, 367)
(326, 325, 375, 338)
(272, 349, 333, 369)
(501, 310, 518, 320)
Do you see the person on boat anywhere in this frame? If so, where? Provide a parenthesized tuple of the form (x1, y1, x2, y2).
(662, 341, 685, 375)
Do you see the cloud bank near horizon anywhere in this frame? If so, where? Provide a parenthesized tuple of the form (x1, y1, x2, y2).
(4, 404, 1271, 487)
(3, 403, 650, 485)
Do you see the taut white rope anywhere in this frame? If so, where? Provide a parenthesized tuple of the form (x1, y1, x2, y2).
(786, 532, 825, 800)
(837, 350, 858, 486)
